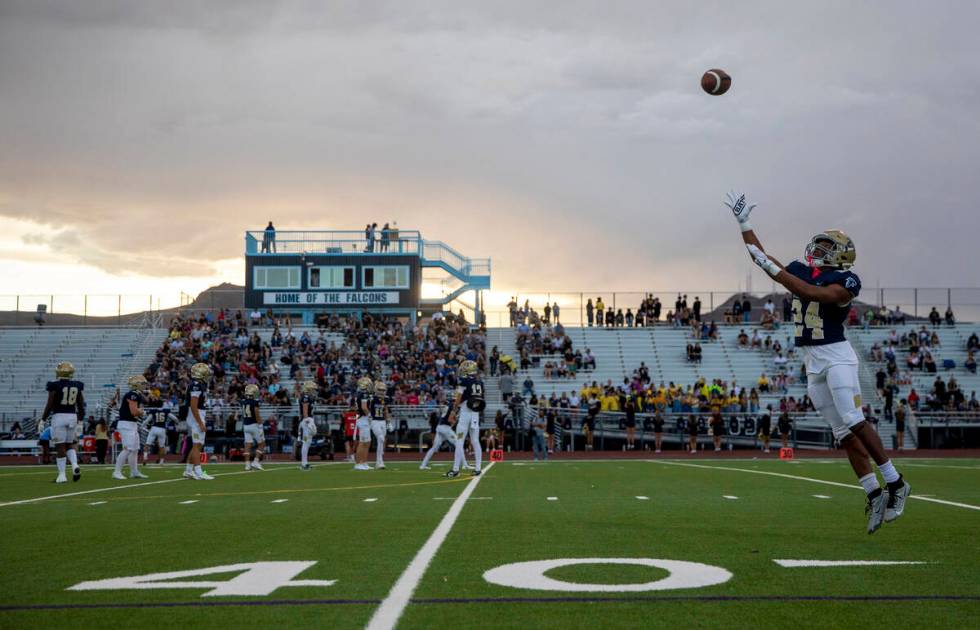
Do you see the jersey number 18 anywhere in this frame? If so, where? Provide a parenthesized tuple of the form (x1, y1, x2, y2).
(61, 387, 79, 406)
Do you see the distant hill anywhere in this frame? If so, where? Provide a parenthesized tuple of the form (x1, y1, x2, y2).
(0, 284, 246, 327)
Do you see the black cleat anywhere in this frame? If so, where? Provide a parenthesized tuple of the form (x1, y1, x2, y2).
(72, 467, 81, 482)
(885, 475, 911, 523)
(445, 470, 460, 478)
(471, 470, 482, 477)
(866, 488, 885, 534)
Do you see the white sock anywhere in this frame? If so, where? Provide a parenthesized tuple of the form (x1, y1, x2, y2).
(879, 460, 900, 484)
(129, 450, 139, 474)
(472, 433, 482, 472)
(66, 449, 78, 470)
(858, 473, 880, 495)
(376, 440, 384, 466)
(56, 457, 66, 476)
(301, 443, 310, 465)
(194, 465, 203, 475)
(452, 439, 464, 472)
(185, 463, 192, 474)
(115, 449, 129, 474)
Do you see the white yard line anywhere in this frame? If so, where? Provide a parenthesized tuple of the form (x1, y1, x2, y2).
(774, 559, 927, 568)
(0, 466, 292, 508)
(178, 500, 198, 505)
(648, 460, 980, 512)
(635, 496, 650, 501)
(363, 498, 379, 502)
(365, 462, 493, 630)
(722, 495, 739, 500)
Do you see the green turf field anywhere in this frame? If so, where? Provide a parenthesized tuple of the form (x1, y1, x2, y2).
(1, 457, 979, 629)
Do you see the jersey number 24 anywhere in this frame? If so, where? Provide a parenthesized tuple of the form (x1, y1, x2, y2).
(792, 298, 824, 340)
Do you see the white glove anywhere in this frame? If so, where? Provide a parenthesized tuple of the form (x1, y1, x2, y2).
(724, 190, 756, 233)
(746, 244, 781, 277)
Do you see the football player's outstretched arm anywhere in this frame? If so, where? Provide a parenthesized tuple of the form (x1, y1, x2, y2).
(726, 191, 849, 305)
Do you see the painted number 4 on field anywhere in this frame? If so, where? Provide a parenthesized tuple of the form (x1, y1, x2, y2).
(68, 562, 335, 597)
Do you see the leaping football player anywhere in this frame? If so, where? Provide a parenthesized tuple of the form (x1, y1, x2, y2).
(113, 375, 150, 480)
(446, 360, 485, 478)
(353, 377, 374, 471)
(241, 384, 266, 471)
(726, 190, 911, 533)
(299, 381, 318, 470)
(180, 362, 214, 481)
(370, 380, 390, 470)
(40, 362, 85, 484)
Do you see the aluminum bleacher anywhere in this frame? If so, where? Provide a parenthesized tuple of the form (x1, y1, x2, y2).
(0, 327, 167, 429)
(493, 325, 809, 411)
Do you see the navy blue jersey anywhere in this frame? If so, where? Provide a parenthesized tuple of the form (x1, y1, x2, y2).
(370, 396, 387, 420)
(240, 398, 260, 425)
(438, 407, 454, 427)
(118, 391, 144, 422)
(46, 379, 84, 414)
(299, 394, 315, 417)
(785, 261, 861, 346)
(460, 376, 486, 412)
(146, 407, 168, 427)
(179, 379, 208, 422)
(357, 392, 373, 416)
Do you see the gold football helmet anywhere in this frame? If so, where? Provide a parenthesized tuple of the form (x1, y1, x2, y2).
(374, 381, 387, 396)
(459, 360, 478, 378)
(190, 362, 212, 381)
(127, 375, 147, 391)
(302, 381, 319, 394)
(805, 229, 856, 270)
(357, 376, 373, 393)
(244, 383, 260, 398)
(55, 361, 75, 378)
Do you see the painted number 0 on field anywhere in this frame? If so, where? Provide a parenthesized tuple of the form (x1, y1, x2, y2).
(68, 562, 335, 597)
(483, 558, 733, 592)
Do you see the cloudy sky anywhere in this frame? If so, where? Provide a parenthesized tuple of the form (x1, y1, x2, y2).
(1, 0, 978, 311)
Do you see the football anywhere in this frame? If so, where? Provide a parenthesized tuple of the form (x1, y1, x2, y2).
(701, 68, 732, 95)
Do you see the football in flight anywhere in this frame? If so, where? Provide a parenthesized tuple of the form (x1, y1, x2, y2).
(701, 69, 731, 95)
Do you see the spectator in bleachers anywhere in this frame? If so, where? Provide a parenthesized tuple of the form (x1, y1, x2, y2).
(692, 297, 702, 322)
(966, 352, 977, 374)
(782, 296, 792, 323)
(606, 306, 616, 328)
(552, 302, 560, 324)
(929, 307, 941, 327)
(736, 329, 749, 348)
(741, 295, 752, 323)
(945, 306, 956, 326)
(625, 309, 634, 327)
(960, 332, 978, 352)
(585, 299, 594, 326)
(595, 297, 605, 326)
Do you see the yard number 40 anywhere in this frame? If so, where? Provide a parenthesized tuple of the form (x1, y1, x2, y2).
(68, 562, 335, 597)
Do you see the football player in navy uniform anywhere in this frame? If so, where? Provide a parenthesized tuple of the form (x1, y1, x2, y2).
(370, 381, 390, 470)
(446, 360, 485, 478)
(420, 405, 464, 470)
(143, 391, 170, 465)
(179, 363, 214, 480)
(353, 377, 374, 470)
(727, 190, 910, 533)
(112, 375, 149, 480)
(298, 382, 318, 470)
(241, 384, 266, 471)
(40, 361, 85, 483)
